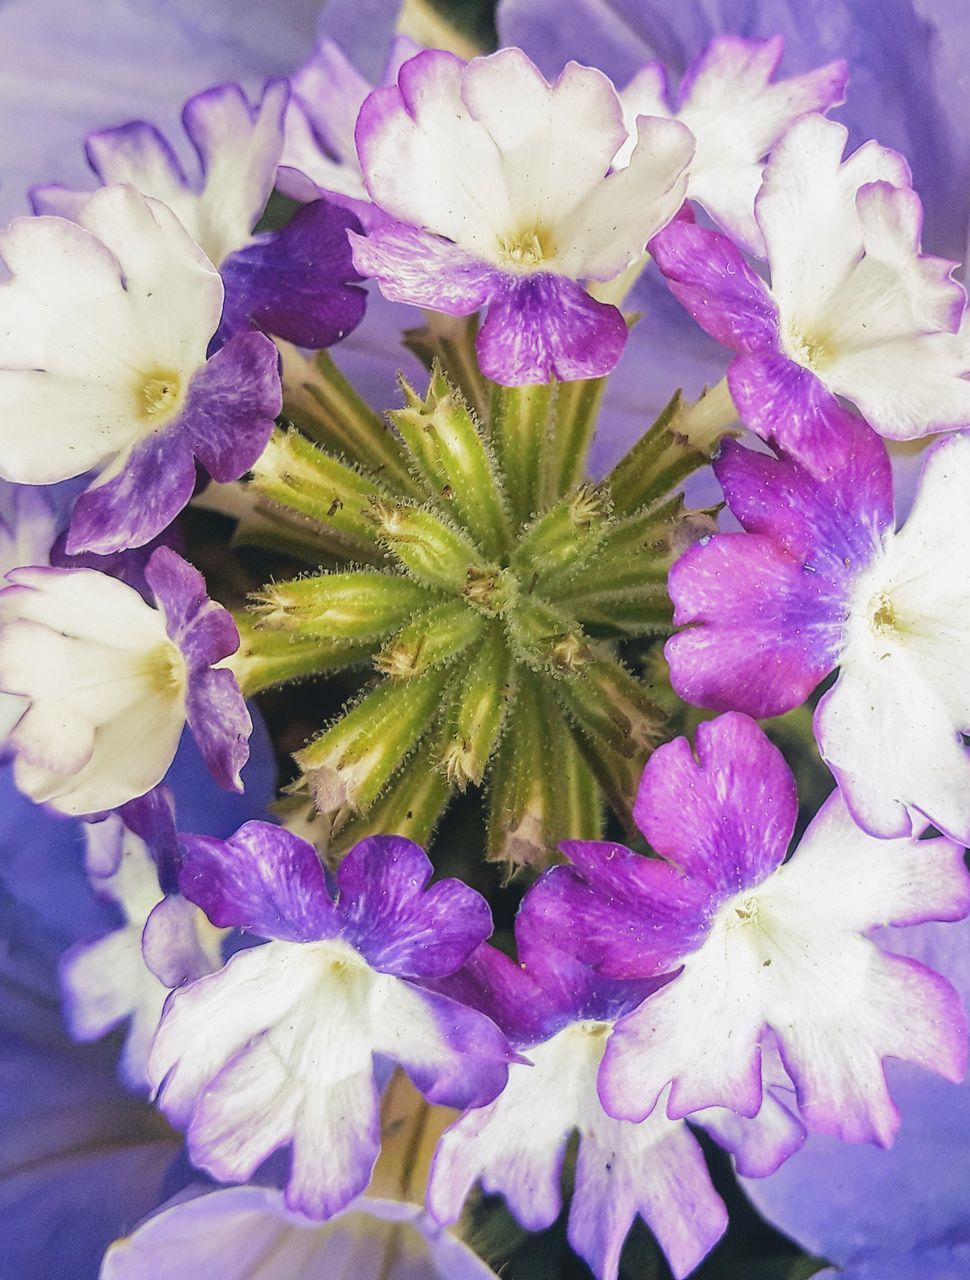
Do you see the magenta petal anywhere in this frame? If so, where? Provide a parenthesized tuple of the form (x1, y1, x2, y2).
(179, 330, 281, 483)
(728, 350, 864, 472)
(335, 835, 493, 979)
(714, 430, 894, 565)
(65, 432, 196, 556)
(666, 533, 844, 718)
(218, 199, 367, 348)
(650, 220, 779, 354)
(350, 222, 497, 314)
(634, 713, 797, 895)
(177, 821, 337, 942)
(477, 273, 628, 384)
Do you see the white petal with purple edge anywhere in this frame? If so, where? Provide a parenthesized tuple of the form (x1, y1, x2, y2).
(429, 1019, 726, 1280)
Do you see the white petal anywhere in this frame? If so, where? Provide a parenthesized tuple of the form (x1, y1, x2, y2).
(758, 115, 909, 338)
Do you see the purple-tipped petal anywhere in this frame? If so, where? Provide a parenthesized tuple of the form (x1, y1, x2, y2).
(65, 432, 196, 557)
(335, 835, 493, 979)
(383, 980, 514, 1111)
(180, 329, 281, 483)
(650, 220, 779, 353)
(178, 822, 337, 942)
(477, 273, 628, 385)
(634, 713, 797, 894)
(218, 199, 367, 348)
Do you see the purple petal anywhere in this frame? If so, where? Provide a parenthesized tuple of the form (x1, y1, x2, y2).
(335, 835, 493, 979)
(477, 273, 628, 385)
(650, 220, 779, 354)
(145, 546, 239, 670)
(388, 980, 514, 1111)
(179, 329, 281, 483)
(350, 222, 497, 314)
(634, 713, 797, 895)
(185, 666, 252, 793)
(178, 821, 338, 942)
(120, 786, 180, 895)
(429, 941, 558, 1047)
(521, 845, 708, 981)
(65, 432, 196, 556)
(218, 199, 367, 348)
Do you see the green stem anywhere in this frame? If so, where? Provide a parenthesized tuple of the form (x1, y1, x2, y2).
(544, 377, 607, 502)
(404, 314, 490, 419)
(489, 382, 554, 525)
(227, 613, 372, 696)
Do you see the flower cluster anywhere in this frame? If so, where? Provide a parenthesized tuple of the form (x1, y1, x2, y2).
(2, 2, 970, 1279)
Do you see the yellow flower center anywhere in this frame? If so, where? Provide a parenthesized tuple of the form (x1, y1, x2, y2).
(497, 227, 555, 270)
(138, 369, 183, 423)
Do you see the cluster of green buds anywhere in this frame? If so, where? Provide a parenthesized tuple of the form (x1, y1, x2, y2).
(229, 323, 732, 871)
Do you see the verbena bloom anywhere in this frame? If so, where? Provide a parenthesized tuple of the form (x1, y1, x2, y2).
(60, 811, 225, 1091)
(533, 713, 970, 1145)
(0, 184, 281, 555)
(351, 47, 694, 384)
(615, 35, 846, 254)
(0, 547, 251, 816)
(651, 113, 970, 459)
(667, 414, 970, 844)
(32, 81, 368, 350)
(149, 827, 513, 1219)
(427, 904, 730, 1280)
(100, 1185, 501, 1280)
(279, 35, 420, 221)
(746, 917, 970, 1280)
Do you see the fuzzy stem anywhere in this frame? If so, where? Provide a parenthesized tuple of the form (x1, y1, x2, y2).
(489, 382, 554, 525)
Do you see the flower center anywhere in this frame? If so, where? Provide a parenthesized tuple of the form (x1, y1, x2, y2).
(497, 227, 554, 271)
(782, 324, 834, 373)
(137, 369, 183, 424)
(868, 591, 898, 635)
(142, 641, 188, 696)
(729, 893, 761, 928)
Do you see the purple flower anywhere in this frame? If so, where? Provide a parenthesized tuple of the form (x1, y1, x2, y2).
(0, 185, 282, 555)
(651, 114, 970, 456)
(668, 420, 970, 844)
(100, 1184, 502, 1280)
(534, 713, 970, 1148)
(427, 893, 730, 1280)
(0, 546, 251, 815)
(33, 81, 368, 352)
(149, 825, 513, 1219)
(351, 47, 694, 384)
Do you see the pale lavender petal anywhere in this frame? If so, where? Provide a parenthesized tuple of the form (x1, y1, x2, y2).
(178, 329, 281, 483)
(178, 821, 337, 942)
(350, 223, 497, 315)
(218, 199, 367, 348)
(477, 273, 628, 385)
(64, 432, 196, 557)
(335, 835, 493, 979)
(650, 219, 779, 353)
(634, 713, 797, 893)
(142, 893, 220, 986)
